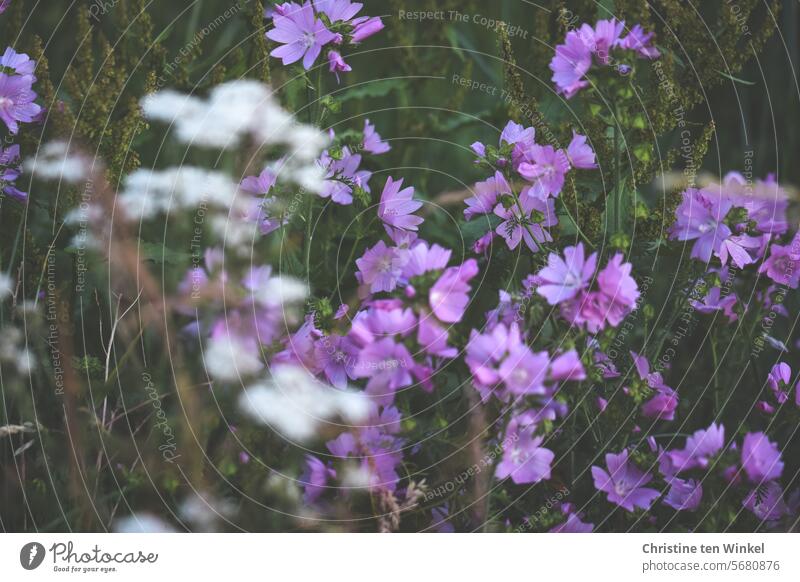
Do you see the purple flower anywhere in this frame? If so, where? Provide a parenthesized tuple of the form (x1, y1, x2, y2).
(588, 19, 625, 64)
(378, 176, 423, 234)
(666, 423, 725, 473)
(240, 169, 286, 235)
(496, 425, 554, 485)
(355, 240, 404, 293)
(549, 30, 592, 98)
(362, 118, 390, 154)
(669, 187, 733, 263)
(353, 338, 413, 405)
(663, 478, 702, 511)
(743, 482, 788, 521)
(690, 286, 738, 321)
(319, 146, 369, 205)
(717, 233, 763, 268)
(464, 171, 510, 220)
(466, 323, 524, 395)
(301, 454, 336, 503)
(498, 344, 549, 395)
(327, 50, 351, 81)
(742, 432, 784, 483)
(0, 71, 41, 134)
(631, 352, 678, 421)
(535, 243, 597, 305)
(0, 144, 26, 202)
(0, 1, 10, 14)
(767, 363, 792, 404)
(550, 513, 594, 533)
(417, 316, 456, 358)
(315, 334, 358, 388)
(0, 48, 35, 76)
(592, 449, 660, 512)
(266, 2, 338, 70)
(429, 259, 478, 323)
(759, 233, 800, 289)
(351, 16, 384, 43)
(402, 240, 451, 278)
(620, 24, 660, 59)
(517, 145, 570, 198)
(595, 253, 640, 326)
(566, 131, 597, 169)
(494, 191, 557, 252)
(313, 0, 362, 23)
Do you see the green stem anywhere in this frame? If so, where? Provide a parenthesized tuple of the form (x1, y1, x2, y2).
(613, 102, 622, 234)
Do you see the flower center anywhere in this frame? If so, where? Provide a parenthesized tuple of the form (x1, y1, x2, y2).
(302, 32, 316, 49)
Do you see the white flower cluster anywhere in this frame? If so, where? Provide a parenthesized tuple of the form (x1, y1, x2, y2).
(24, 141, 93, 184)
(141, 80, 328, 158)
(238, 366, 370, 442)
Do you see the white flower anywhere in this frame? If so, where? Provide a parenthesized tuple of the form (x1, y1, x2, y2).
(0, 273, 13, 300)
(238, 366, 369, 442)
(25, 141, 93, 183)
(204, 332, 264, 382)
(114, 513, 175, 533)
(254, 275, 308, 309)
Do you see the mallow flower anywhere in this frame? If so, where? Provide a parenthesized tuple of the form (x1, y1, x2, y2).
(266, 2, 338, 70)
(741, 432, 784, 483)
(592, 449, 660, 512)
(378, 176, 423, 234)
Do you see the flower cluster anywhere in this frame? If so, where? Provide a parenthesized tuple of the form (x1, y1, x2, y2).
(533, 243, 640, 333)
(266, 1, 384, 78)
(550, 19, 660, 98)
(465, 121, 597, 253)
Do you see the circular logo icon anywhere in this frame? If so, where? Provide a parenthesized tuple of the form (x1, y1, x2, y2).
(20, 542, 46, 570)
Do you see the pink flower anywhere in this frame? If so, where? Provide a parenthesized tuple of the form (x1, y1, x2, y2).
(759, 233, 800, 289)
(355, 240, 404, 293)
(498, 344, 549, 395)
(517, 145, 570, 198)
(378, 176, 423, 234)
(266, 2, 338, 70)
(429, 259, 478, 323)
(566, 131, 597, 169)
(592, 449, 660, 512)
(327, 50, 351, 82)
(464, 171, 510, 220)
(596, 253, 640, 326)
(351, 16, 384, 42)
(549, 30, 592, 98)
(494, 192, 557, 252)
(363, 118, 390, 154)
(741, 432, 784, 483)
(535, 243, 597, 305)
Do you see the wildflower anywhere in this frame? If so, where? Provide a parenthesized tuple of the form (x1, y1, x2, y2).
(362, 118, 390, 154)
(378, 176, 423, 234)
(759, 233, 800, 289)
(402, 241, 451, 279)
(566, 131, 597, 169)
(238, 365, 369, 442)
(351, 16, 384, 43)
(0, 144, 25, 202)
(588, 19, 625, 64)
(595, 253, 640, 326)
(494, 191, 556, 252)
(690, 287, 738, 321)
(517, 145, 570, 198)
(592, 449, 660, 511)
(535, 243, 597, 305)
(353, 338, 414, 404)
(464, 171, 510, 220)
(0, 71, 41, 134)
(669, 187, 733, 263)
(717, 233, 763, 268)
(630, 352, 678, 421)
(743, 482, 788, 521)
(550, 513, 594, 533)
(549, 30, 592, 98)
(496, 419, 554, 485)
(355, 240, 405, 293)
(498, 344, 549, 395)
(666, 423, 725, 473)
(318, 146, 368, 205)
(266, 2, 337, 70)
(314, 334, 358, 388)
(0, 1, 10, 14)
(663, 478, 702, 511)
(741, 432, 784, 483)
(313, 0, 362, 23)
(428, 259, 478, 323)
(0, 48, 35, 76)
(327, 50, 351, 81)
(620, 24, 660, 59)
(301, 454, 336, 503)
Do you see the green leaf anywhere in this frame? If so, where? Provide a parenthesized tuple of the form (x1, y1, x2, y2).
(336, 78, 408, 102)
